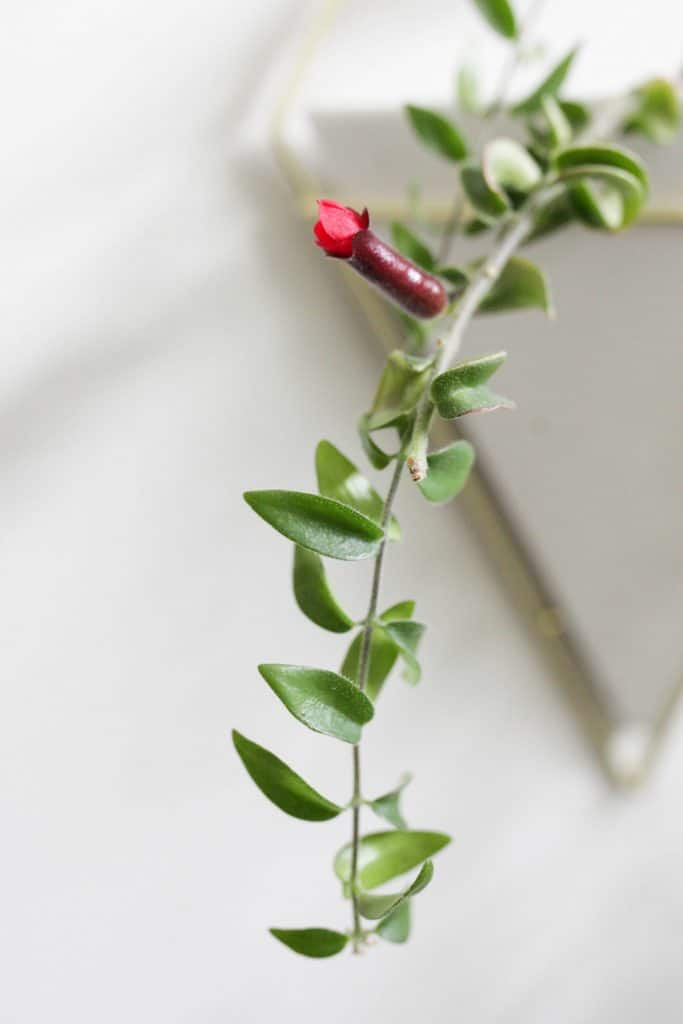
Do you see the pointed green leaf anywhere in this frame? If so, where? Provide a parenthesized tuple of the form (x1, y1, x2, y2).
(379, 600, 416, 624)
(334, 830, 451, 889)
(376, 901, 411, 943)
(405, 105, 468, 162)
(418, 440, 475, 503)
(232, 731, 343, 821)
(559, 100, 591, 134)
(357, 861, 434, 920)
(367, 349, 435, 430)
(315, 441, 400, 542)
(370, 772, 413, 829)
(624, 78, 679, 145)
(340, 628, 399, 703)
(478, 256, 552, 314)
(391, 222, 435, 270)
(512, 46, 579, 115)
(383, 620, 425, 684)
(292, 546, 354, 634)
(258, 664, 374, 744)
(484, 138, 542, 195)
(464, 216, 492, 236)
(244, 490, 383, 561)
(471, 0, 517, 38)
(461, 162, 510, 222)
(270, 927, 348, 958)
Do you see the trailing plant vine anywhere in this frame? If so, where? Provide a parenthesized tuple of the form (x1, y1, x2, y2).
(234, 0, 680, 958)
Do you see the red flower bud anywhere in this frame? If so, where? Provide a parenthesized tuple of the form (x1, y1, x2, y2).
(313, 199, 369, 258)
(313, 199, 447, 320)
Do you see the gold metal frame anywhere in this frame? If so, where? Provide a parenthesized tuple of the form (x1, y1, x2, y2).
(271, 0, 683, 787)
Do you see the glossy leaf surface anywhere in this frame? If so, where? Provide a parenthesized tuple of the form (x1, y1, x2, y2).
(478, 256, 552, 314)
(471, 0, 517, 38)
(334, 830, 451, 889)
(244, 490, 383, 561)
(512, 47, 578, 114)
(357, 861, 434, 920)
(418, 440, 475, 503)
(376, 901, 411, 943)
(315, 441, 400, 541)
(270, 928, 348, 958)
(232, 731, 342, 821)
(405, 105, 468, 162)
(258, 663, 374, 743)
(391, 222, 435, 270)
(292, 546, 354, 633)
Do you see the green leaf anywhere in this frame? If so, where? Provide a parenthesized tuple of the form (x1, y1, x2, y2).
(243, 490, 383, 561)
(292, 546, 354, 634)
(512, 46, 579, 115)
(471, 0, 517, 38)
(390, 222, 435, 270)
(341, 628, 398, 703)
(539, 95, 572, 149)
(367, 349, 435, 430)
(624, 78, 680, 144)
(370, 772, 412, 829)
(334, 830, 451, 889)
(258, 664, 374, 744)
(431, 352, 513, 420)
(478, 256, 552, 314)
(405, 105, 468, 162)
(461, 162, 510, 222)
(315, 441, 400, 542)
(232, 731, 343, 821)
(341, 601, 415, 701)
(357, 861, 434, 920)
(382, 619, 425, 684)
(554, 144, 648, 227)
(357, 414, 395, 471)
(555, 144, 648, 191)
(418, 440, 475, 503)
(559, 100, 591, 134)
(438, 266, 469, 290)
(570, 181, 627, 231)
(463, 217, 492, 236)
(483, 137, 542, 195)
(376, 901, 411, 943)
(379, 600, 416, 624)
(270, 928, 348, 958)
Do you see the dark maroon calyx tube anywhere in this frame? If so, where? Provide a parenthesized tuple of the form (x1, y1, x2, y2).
(349, 229, 447, 320)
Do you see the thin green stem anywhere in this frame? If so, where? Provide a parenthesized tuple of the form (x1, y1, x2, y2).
(348, 452, 405, 951)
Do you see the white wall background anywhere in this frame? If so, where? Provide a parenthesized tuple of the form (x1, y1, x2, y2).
(2, 2, 683, 1022)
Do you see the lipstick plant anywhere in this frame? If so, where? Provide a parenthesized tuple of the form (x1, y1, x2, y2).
(234, 0, 679, 958)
